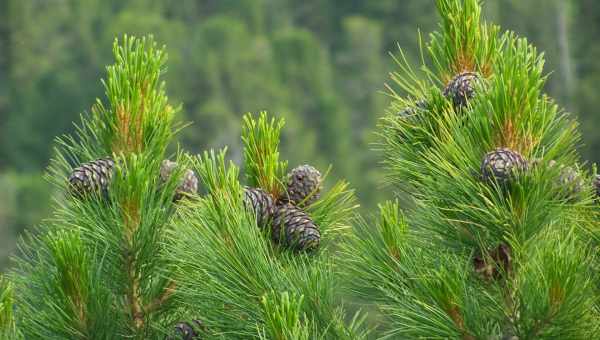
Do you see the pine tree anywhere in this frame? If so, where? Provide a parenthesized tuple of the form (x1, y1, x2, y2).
(164, 112, 367, 338)
(1, 36, 366, 339)
(4, 36, 186, 339)
(343, 0, 600, 338)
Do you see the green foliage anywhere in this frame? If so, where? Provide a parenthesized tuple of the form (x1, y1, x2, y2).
(166, 113, 366, 339)
(430, 0, 501, 78)
(9, 32, 365, 337)
(347, 0, 600, 338)
(2, 0, 600, 337)
(305, 179, 358, 240)
(260, 292, 312, 340)
(0, 275, 16, 338)
(242, 112, 287, 197)
(4, 0, 600, 272)
(12, 231, 114, 339)
(11, 36, 186, 339)
(510, 232, 599, 338)
(342, 201, 409, 304)
(93, 35, 177, 156)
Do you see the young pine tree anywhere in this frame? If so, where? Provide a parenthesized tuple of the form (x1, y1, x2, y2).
(344, 0, 600, 339)
(0, 36, 365, 339)
(5, 36, 189, 339)
(164, 112, 366, 339)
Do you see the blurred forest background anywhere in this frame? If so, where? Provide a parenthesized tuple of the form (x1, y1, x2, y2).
(1, 0, 599, 271)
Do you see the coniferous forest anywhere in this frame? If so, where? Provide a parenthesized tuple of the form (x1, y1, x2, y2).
(2, 0, 600, 338)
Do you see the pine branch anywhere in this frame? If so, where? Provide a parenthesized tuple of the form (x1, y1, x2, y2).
(351, 0, 600, 338)
(242, 112, 288, 198)
(48, 231, 91, 333)
(430, 0, 502, 80)
(12, 230, 116, 338)
(0, 275, 16, 339)
(306, 178, 359, 242)
(260, 292, 312, 340)
(510, 231, 599, 338)
(144, 281, 177, 315)
(167, 117, 366, 338)
(100, 35, 173, 155)
(11, 35, 185, 339)
(341, 200, 410, 303)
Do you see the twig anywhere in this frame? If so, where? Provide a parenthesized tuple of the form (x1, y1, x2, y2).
(144, 281, 176, 314)
(447, 305, 476, 340)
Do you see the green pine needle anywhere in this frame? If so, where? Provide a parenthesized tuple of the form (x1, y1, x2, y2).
(242, 112, 288, 198)
(0, 275, 16, 338)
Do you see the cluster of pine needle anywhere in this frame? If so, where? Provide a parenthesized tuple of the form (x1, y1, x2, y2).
(2, 0, 600, 339)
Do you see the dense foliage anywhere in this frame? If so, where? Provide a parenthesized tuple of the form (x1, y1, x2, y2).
(1, 1, 599, 270)
(344, 0, 600, 338)
(0, 34, 366, 338)
(1, 0, 600, 338)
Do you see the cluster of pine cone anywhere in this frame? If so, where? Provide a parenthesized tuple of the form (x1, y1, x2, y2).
(480, 148, 590, 201)
(243, 165, 322, 252)
(68, 158, 198, 202)
(396, 71, 600, 282)
(396, 71, 593, 199)
(165, 320, 204, 340)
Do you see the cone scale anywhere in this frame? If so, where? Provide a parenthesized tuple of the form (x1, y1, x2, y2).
(272, 203, 320, 252)
(283, 164, 322, 207)
(68, 158, 115, 198)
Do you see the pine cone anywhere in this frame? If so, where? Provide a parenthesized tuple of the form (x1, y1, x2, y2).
(481, 148, 528, 184)
(243, 187, 276, 228)
(397, 100, 428, 120)
(272, 203, 320, 252)
(68, 158, 115, 198)
(443, 72, 481, 109)
(548, 160, 584, 199)
(165, 320, 203, 340)
(160, 160, 198, 202)
(473, 243, 512, 281)
(284, 165, 322, 207)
